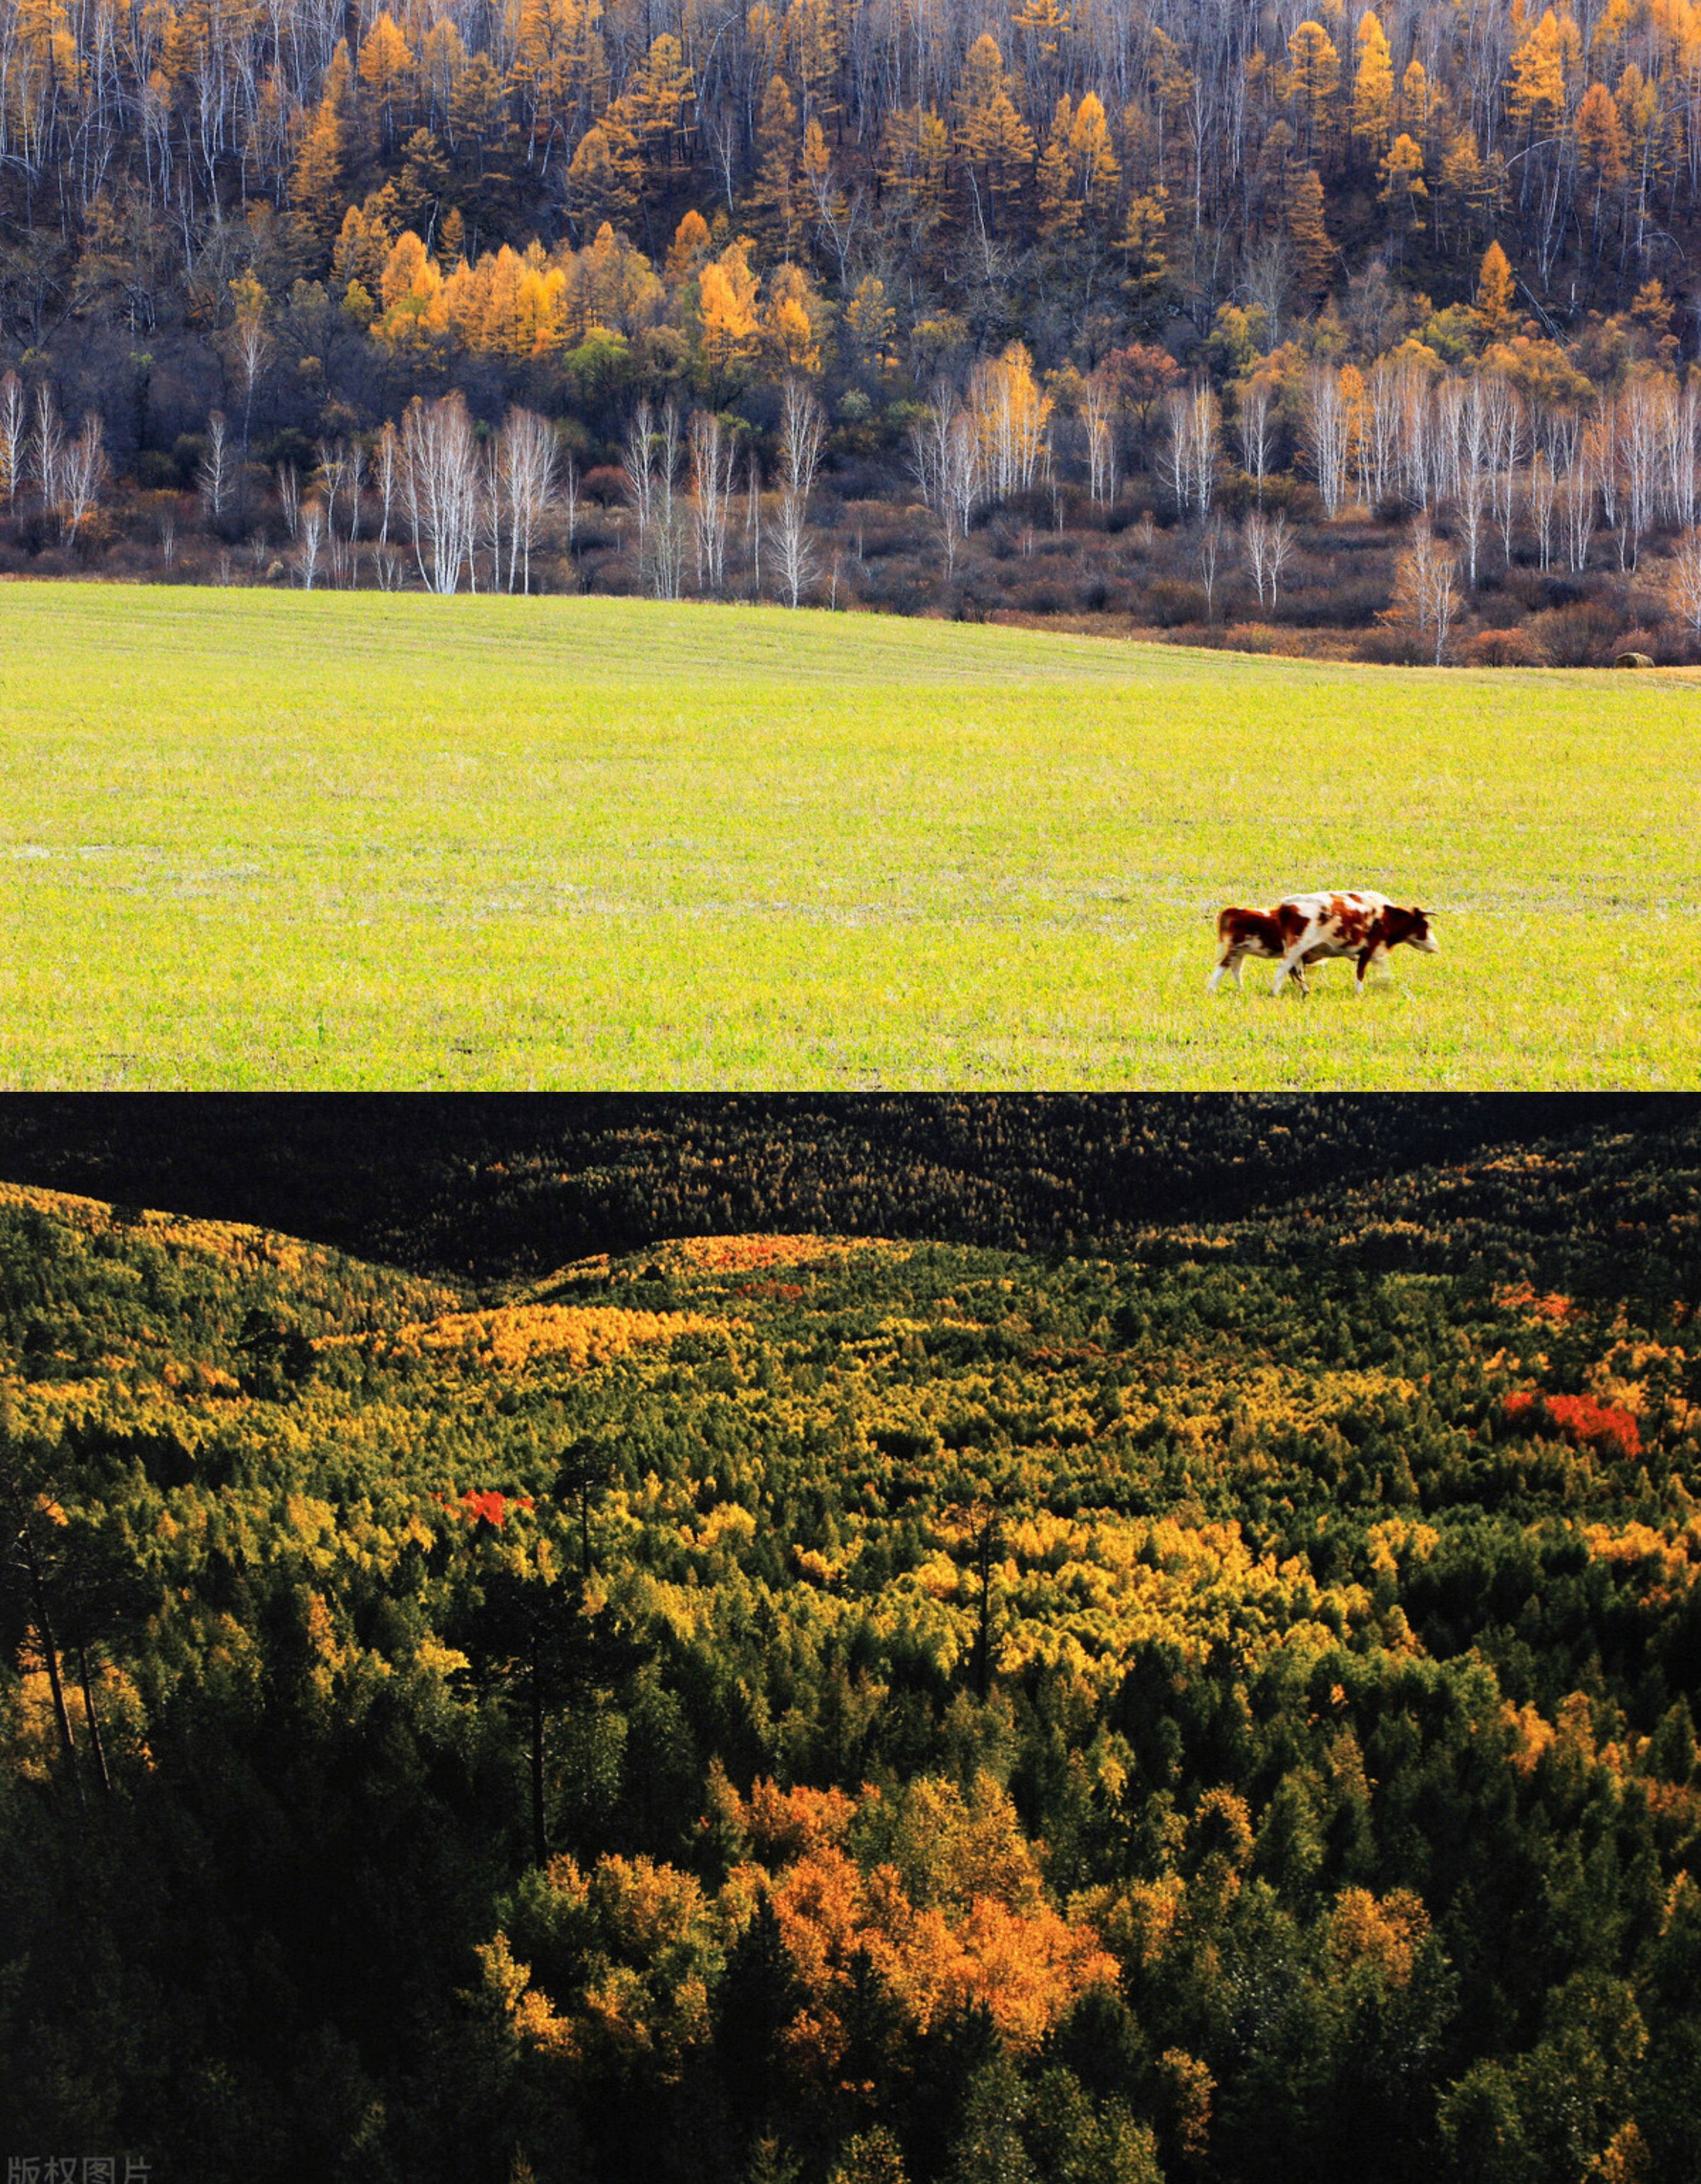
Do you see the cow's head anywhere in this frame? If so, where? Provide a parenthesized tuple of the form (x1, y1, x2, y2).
(1396, 905, 1439, 953)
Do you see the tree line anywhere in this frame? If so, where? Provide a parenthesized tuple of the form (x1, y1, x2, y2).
(1, 3, 1700, 617)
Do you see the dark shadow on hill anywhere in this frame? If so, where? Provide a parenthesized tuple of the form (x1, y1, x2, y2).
(0, 1093, 1687, 1284)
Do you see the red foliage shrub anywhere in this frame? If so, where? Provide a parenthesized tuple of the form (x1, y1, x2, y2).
(1503, 1390, 1641, 1461)
(432, 1488, 536, 1526)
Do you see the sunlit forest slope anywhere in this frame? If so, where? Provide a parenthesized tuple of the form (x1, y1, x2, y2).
(5, 1110, 1701, 2181)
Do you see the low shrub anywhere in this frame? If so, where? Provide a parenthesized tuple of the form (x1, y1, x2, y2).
(1356, 625, 1424, 665)
(1522, 599, 1623, 666)
(1145, 577, 1208, 625)
(1466, 625, 1550, 666)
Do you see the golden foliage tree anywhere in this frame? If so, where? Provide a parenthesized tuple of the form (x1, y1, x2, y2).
(697, 238, 761, 393)
(1475, 238, 1516, 335)
(954, 34, 1035, 233)
(1351, 9, 1393, 156)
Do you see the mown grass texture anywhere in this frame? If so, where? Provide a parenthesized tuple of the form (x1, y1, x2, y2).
(2, 583, 1695, 1088)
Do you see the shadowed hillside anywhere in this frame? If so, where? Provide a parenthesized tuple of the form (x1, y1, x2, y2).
(0, 1092, 1683, 1280)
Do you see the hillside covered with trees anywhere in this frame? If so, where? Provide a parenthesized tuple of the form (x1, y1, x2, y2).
(6, 1104, 1701, 2180)
(0, 1090, 1677, 1281)
(4, 0, 1701, 654)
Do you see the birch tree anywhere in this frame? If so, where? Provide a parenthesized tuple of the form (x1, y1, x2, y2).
(30, 383, 63, 515)
(773, 377, 825, 608)
(59, 414, 108, 542)
(496, 406, 558, 594)
(910, 388, 982, 577)
(0, 372, 25, 510)
(1668, 530, 1701, 638)
(689, 409, 736, 595)
(625, 400, 687, 601)
(1081, 371, 1117, 508)
(1302, 364, 1351, 520)
(401, 391, 480, 594)
(296, 502, 325, 588)
(1235, 382, 1272, 507)
(198, 411, 232, 526)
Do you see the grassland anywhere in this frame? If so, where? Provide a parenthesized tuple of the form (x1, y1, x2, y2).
(1, 582, 1695, 1088)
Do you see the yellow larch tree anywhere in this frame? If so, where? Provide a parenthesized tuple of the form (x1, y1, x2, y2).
(697, 238, 761, 394)
(1351, 9, 1393, 157)
(1474, 238, 1516, 335)
(781, 0, 840, 125)
(1590, 0, 1633, 68)
(1378, 131, 1427, 240)
(1286, 164, 1333, 292)
(748, 73, 802, 252)
(1574, 78, 1627, 248)
(1287, 19, 1342, 164)
(954, 33, 1035, 232)
(1118, 184, 1170, 320)
(618, 30, 695, 187)
(511, 0, 608, 161)
(1438, 125, 1493, 243)
(289, 40, 353, 257)
(565, 111, 641, 232)
(1010, 0, 1072, 107)
(1398, 57, 1431, 141)
(879, 103, 950, 240)
(761, 260, 823, 374)
(1036, 91, 1118, 238)
(843, 273, 897, 377)
(564, 221, 661, 339)
(330, 195, 394, 303)
(1507, 9, 1568, 139)
(373, 228, 447, 349)
(418, 18, 467, 123)
(357, 12, 415, 150)
(664, 208, 711, 286)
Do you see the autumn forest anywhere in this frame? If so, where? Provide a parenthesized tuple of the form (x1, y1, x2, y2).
(3, 0, 1701, 650)
(4, 1095, 1701, 2181)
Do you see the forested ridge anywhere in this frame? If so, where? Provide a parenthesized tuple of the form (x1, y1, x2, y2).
(6, 0, 1701, 654)
(6, 1110, 1701, 2181)
(0, 1090, 1678, 1280)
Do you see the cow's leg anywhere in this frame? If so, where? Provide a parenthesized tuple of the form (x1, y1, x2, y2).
(1208, 943, 1246, 994)
(1357, 944, 1392, 990)
(1272, 923, 1322, 996)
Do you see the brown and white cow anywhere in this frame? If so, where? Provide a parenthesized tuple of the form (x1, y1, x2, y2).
(1209, 890, 1438, 996)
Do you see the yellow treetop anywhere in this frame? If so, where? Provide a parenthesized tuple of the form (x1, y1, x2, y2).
(1351, 9, 1393, 150)
(357, 13, 415, 114)
(698, 240, 761, 382)
(1507, 8, 1567, 133)
(1475, 238, 1516, 332)
(1287, 20, 1342, 154)
(1378, 132, 1427, 229)
(664, 208, 711, 284)
(761, 260, 823, 374)
(1575, 79, 1627, 189)
(373, 229, 447, 349)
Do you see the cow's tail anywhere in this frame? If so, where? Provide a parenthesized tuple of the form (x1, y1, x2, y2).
(1215, 906, 1240, 943)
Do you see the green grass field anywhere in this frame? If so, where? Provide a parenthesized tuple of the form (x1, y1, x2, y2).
(2, 583, 1695, 1088)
